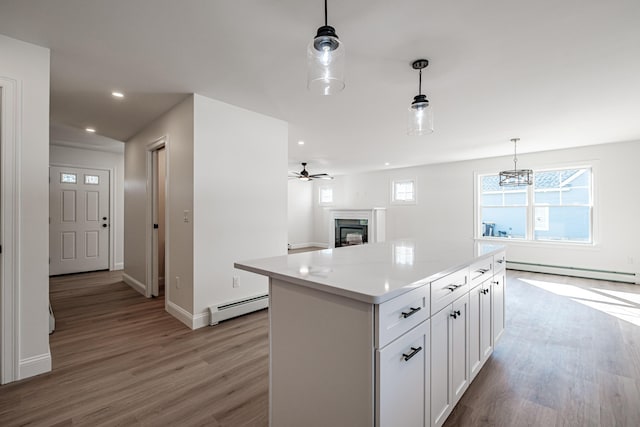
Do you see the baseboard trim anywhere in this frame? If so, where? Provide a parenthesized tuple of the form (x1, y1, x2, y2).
(113, 262, 124, 271)
(507, 261, 639, 284)
(193, 312, 209, 329)
(19, 352, 51, 380)
(165, 301, 196, 329)
(122, 273, 146, 295)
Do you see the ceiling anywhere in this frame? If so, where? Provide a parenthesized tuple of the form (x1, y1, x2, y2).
(1, 0, 639, 175)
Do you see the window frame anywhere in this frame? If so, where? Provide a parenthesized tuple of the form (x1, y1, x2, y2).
(318, 186, 334, 206)
(391, 178, 417, 205)
(475, 164, 596, 245)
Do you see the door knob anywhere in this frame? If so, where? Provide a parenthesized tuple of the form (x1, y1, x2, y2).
(102, 217, 107, 221)
(102, 223, 108, 228)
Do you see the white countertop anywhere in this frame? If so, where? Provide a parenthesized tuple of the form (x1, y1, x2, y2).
(235, 240, 505, 304)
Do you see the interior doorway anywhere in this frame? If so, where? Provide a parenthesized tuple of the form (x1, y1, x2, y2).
(151, 147, 166, 298)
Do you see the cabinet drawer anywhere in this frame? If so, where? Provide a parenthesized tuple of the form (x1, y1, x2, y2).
(376, 284, 430, 349)
(431, 268, 468, 315)
(469, 257, 493, 288)
(494, 252, 506, 273)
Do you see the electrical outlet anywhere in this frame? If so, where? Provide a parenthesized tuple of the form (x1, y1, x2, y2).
(233, 276, 240, 288)
(176, 276, 181, 289)
(183, 210, 190, 223)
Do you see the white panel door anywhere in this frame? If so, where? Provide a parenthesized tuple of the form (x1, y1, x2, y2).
(49, 166, 109, 275)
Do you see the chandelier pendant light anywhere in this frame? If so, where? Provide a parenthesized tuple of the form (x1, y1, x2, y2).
(307, 0, 345, 95)
(499, 138, 533, 186)
(408, 59, 434, 135)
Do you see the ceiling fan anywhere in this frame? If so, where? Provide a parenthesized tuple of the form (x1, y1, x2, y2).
(289, 162, 333, 181)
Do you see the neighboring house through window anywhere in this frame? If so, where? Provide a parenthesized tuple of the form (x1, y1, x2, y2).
(477, 167, 593, 243)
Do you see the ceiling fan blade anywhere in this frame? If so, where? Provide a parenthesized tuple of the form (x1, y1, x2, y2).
(309, 174, 334, 180)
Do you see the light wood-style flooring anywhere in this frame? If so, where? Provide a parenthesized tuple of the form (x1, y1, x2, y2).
(0, 270, 638, 426)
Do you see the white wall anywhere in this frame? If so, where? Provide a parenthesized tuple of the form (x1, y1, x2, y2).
(50, 143, 125, 270)
(308, 140, 640, 280)
(287, 179, 315, 248)
(0, 34, 51, 381)
(193, 94, 288, 320)
(124, 95, 194, 315)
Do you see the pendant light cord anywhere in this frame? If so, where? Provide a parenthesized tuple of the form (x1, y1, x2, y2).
(513, 139, 519, 169)
(418, 68, 423, 95)
(324, 0, 328, 26)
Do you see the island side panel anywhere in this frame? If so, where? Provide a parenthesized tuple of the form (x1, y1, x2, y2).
(270, 278, 375, 427)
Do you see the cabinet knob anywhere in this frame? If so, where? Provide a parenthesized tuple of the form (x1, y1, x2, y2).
(401, 306, 421, 318)
(402, 346, 423, 362)
(493, 281, 500, 285)
(450, 310, 461, 319)
(481, 288, 489, 295)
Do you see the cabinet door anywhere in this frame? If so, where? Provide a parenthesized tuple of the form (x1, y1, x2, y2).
(492, 272, 505, 345)
(451, 294, 469, 404)
(480, 283, 493, 361)
(468, 285, 482, 380)
(430, 307, 452, 427)
(377, 320, 430, 427)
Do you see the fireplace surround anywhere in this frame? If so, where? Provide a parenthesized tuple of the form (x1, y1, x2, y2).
(329, 208, 386, 249)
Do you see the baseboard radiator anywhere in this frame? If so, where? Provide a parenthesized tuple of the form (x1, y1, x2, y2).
(507, 261, 638, 284)
(208, 293, 269, 326)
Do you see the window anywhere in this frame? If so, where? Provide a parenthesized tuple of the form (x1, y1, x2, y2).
(84, 175, 99, 185)
(319, 187, 333, 205)
(60, 173, 77, 184)
(392, 179, 416, 204)
(478, 167, 592, 243)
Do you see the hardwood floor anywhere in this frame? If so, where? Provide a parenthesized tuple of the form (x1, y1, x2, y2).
(0, 271, 268, 426)
(0, 270, 638, 426)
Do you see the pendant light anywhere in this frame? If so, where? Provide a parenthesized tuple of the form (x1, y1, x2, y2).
(407, 59, 434, 135)
(307, 0, 345, 95)
(499, 138, 533, 186)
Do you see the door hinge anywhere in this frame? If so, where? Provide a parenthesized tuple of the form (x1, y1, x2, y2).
(153, 224, 159, 229)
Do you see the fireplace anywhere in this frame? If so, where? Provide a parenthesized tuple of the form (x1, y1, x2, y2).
(335, 219, 368, 247)
(329, 208, 386, 249)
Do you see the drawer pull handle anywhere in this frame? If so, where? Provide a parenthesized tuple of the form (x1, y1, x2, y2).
(497, 259, 505, 264)
(446, 281, 465, 292)
(402, 346, 423, 362)
(476, 268, 490, 274)
(450, 310, 461, 319)
(401, 306, 421, 318)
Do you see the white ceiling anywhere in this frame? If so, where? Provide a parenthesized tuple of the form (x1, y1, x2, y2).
(1, 0, 639, 175)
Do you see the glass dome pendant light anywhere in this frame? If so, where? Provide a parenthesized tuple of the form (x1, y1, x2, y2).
(307, 0, 345, 95)
(408, 59, 434, 135)
(499, 138, 533, 186)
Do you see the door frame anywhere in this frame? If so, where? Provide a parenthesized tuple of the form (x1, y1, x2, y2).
(49, 163, 115, 272)
(145, 136, 169, 301)
(1, 77, 20, 384)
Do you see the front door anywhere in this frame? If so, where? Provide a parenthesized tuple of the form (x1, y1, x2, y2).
(49, 166, 109, 275)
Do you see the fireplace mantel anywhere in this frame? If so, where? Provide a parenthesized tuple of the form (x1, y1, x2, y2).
(329, 208, 386, 248)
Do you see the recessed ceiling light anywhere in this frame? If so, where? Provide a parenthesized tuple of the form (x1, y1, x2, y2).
(85, 127, 96, 133)
(111, 91, 124, 98)
(384, 162, 390, 166)
(298, 140, 305, 145)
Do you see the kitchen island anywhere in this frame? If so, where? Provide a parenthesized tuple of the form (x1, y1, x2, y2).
(235, 239, 506, 427)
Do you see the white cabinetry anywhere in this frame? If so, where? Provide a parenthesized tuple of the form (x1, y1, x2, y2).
(469, 280, 493, 381)
(492, 271, 506, 344)
(376, 320, 430, 427)
(431, 293, 470, 427)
